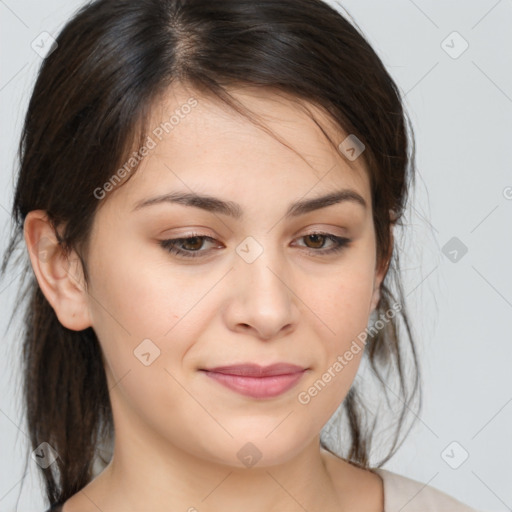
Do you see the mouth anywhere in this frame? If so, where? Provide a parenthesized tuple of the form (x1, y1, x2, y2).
(199, 363, 308, 399)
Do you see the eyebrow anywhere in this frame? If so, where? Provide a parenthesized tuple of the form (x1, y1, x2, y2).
(131, 189, 367, 219)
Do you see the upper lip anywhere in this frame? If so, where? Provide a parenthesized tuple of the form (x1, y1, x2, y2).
(201, 363, 306, 377)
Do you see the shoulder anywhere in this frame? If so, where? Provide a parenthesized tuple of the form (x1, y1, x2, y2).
(372, 468, 481, 512)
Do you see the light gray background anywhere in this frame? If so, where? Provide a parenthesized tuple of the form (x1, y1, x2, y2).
(1, 1, 511, 510)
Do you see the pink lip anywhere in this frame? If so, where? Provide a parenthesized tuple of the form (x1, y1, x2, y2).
(200, 363, 307, 398)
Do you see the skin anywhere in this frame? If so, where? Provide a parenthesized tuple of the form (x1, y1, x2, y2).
(24, 84, 390, 512)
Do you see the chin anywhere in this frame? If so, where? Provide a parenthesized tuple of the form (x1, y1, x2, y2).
(201, 429, 311, 470)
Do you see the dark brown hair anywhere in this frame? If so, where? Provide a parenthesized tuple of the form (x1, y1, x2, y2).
(2, 0, 421, 507)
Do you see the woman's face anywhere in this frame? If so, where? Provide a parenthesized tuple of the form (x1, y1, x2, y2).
(81, 85, 386, 468)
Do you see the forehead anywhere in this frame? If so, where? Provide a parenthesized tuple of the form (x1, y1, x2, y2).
(104, 83, 371, 211)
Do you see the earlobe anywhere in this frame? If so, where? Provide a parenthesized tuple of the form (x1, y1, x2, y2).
(23, 210, 92, 331)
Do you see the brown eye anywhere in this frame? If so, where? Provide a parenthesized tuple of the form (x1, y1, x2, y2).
(303, 234, 328, 249)
(159, 234, 219, 259)
(180, 237, 205, 251)
(295, 232, 351, 256)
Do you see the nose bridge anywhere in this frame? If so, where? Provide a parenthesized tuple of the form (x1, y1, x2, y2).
(231, 234, 296, 336)
(236, 234, 288, 299)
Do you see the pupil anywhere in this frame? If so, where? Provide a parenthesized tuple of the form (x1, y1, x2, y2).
(307, 234, 324, 248)
(185, 237, 202, 250)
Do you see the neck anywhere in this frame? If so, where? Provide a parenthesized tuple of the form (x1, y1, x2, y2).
(82, 431, 345, 512)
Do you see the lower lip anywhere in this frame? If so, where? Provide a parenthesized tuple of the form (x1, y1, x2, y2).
(202, 370, 306, 398)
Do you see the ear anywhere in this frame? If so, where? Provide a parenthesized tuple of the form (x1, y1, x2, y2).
(24, 210, 92, 331)
(369, 221, 394, 313)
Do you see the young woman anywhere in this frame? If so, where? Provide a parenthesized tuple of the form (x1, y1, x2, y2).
(2, 0, 480, 510)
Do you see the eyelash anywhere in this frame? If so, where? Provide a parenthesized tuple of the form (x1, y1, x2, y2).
(159, 232, 351, 259)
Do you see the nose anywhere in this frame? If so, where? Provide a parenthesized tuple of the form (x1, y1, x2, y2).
(223, 242, 300, 341)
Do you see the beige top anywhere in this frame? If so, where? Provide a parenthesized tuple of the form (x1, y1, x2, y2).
(373, 468, 481, 511)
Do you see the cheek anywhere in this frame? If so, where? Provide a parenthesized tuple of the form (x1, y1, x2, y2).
(307, 255, 376, 408)
(294, 339, 364, 441)
(87, 239, 221, 398)
(105, 352, 201, 452)
(308, 263, 375, 342)
(87, 234, 198, 339)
